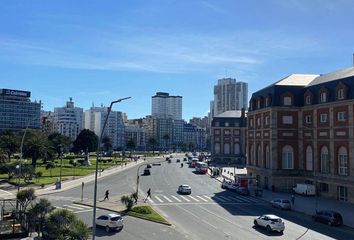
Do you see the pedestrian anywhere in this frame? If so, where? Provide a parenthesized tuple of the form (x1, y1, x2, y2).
(144, 188, 151, 202)
(104, 190, 109, 201)
(291, 194, 295, 205)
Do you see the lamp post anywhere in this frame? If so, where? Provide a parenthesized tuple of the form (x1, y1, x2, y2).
(92, 97, 131, 240)
(59, 145, 63, 189)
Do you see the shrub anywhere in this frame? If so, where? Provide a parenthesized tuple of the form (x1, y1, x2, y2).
(121, 195, 134, 211)
(132, 206, 152, 214)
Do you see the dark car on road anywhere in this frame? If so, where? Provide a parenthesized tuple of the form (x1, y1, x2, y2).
(313, 210, 343, 226)
(146, 164, 152, 168)
(235, 186, 250, 196)
(143, 168, 151, 175)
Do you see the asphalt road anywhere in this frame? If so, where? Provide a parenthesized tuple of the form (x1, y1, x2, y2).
(39, 154, 354, 240)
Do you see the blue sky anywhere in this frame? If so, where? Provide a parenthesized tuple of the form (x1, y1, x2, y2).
(1, 0, 354, 120)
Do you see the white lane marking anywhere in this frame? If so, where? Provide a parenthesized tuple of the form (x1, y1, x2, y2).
(217, 196, 230, 202)
(220, 196, 234, 202)
(0, 189, 13, 195)
(148, 198, 154, 203)
(171, 195, 182, 202)
(63, 205, 85, 210)
(72, 204, 92, 209)
(188, 196, 200, 202)
(196, 196, 208, 202)
(176, 204, 218, 230)
(154, 196, 164, 203)
(162, 195, 173, 203)
(179, 195, 191, 202)
(203, 195, 212, 200)
(228, 196, 247, 203)
(213, 196, 226, 202)
(237, 195, 257, 203)
(74, 209, 93, 214)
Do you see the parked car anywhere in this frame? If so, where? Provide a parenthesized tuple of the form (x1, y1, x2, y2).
(270, 199, 291, 210)
(146, 164, 152, 168)
(152, 163, 161, 166)
(254, 214, 285, 233)
(221, 180, 238, 190)
(235, 186, 250, 196)
(292, 183, 316, 196)
(183, 157, 187, 161)
(143, 168, 151, 175)
(96, 213, 124, 232)
(313, 210, 343, 226)
(176, 159, 180, 163)
(178, 184, 192, 194)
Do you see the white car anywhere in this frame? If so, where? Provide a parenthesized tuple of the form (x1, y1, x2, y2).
(254, 214, 285, 233)
(178, 184, 192, 194)
(96, 213, 124, 232)
(221, 180, 238, 190)
(270, 199, 291, 210)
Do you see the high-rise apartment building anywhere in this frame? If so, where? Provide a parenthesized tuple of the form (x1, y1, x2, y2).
(211, 78, 248, 118)
(151, 92, 182, 120)
(53, 98, 83, 139)
(0, 88, 41, 132)
(84, 106, 125, 149)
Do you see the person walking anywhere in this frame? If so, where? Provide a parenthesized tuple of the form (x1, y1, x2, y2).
(144, 188, 151, 202)
(104, 190, 109, 201)
(291, 194, 295, 205)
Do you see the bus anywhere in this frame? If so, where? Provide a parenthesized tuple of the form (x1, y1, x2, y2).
(195, 161, 208, 174)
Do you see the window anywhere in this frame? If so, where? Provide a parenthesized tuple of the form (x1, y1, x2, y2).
(257, 145, 261, 166)
(264, 116, 269, 125)
(337, 89, 344, 100)
(265, 98, 269, 107)
(282, 116, 293, 124)
(283, 96, 292, 106)
(305, 115, 312, 124)
(320, 146, 329, 173)
(257, 100, 261, 109)
(215, 121, 220, 127)
(338, 147, 348, 176)
(306, 146, 313, 171)
(265, 145, 270, 169)
(225, 122, 229, 127)
(250, 119, 254, 127)
(320, 113, 327, 123)
(320, 183, 329, 193)
(234, 143, 240, 154)
(338, 186, 348, 201)
(224, 143, 230, 155)
(337, 112, 346, 121)
(224, 129, 231, 135)
(282, 145, 294, 169)
(320, 92, 327, 103)
(257, 118, 261, 126)
(305, 95, 311, 105)
(214, 143, 220, 154)
(214, 129, 220, 135)
(250, 145, 254, 165)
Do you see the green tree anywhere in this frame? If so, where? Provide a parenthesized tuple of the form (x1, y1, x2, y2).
(126, 139, 136, 150)
(163, 134, 170, 150)
(17, 188, 36, 212)
(22, 130, 53, 168)
(102, 135, 112, 152)
(44, 208, 90, 239)
(121, 195, 134, 210)
(28, 198, 55, 236)
(147, 138, 157, 154)
(48, 133, 72, 158)
(0, 131, 19, 161)
(72, 129, 98, 153)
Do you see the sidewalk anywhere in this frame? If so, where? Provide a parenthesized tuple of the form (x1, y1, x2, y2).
(0, 158, 151, 199)
(208, 166, 354, 229)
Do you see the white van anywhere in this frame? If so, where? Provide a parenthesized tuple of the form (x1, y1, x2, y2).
(292, 184, 316, 196)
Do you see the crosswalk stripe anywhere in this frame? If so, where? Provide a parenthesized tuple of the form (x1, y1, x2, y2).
(213, 196, 226, 202)
(162, 196, 173, 202)
(63, 205, 84, 210)
(171, 196, 182, 202)
(203, 195, 212, 200)
(72, 204, 92, 209)
(237, 195, 257, 203)
(148, 198, 154, 203)
(229, 196, 247, 203)
(217, 196, 230, 202)
(154, 196, 164, 203)
(196, 196, 208, 202)
(221, 196, 235, 201)
(179, 195, 191, 202)
(188, 196, 200, 202)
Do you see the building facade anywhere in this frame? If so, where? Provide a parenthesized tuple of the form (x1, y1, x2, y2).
(125, 125, 145, 150)
(40, 110, 55, 136)
(247, 68, 354, 203)
(211, 109, 247, 165)
(211, 78, 248, 118)
(152, 92, 182, 120)
(84, 106, 125, 150)
(0, 88, 41, 132)
(53, 98, 83, 139)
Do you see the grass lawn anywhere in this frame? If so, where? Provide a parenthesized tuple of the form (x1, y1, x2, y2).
(127, 206, 170, 225)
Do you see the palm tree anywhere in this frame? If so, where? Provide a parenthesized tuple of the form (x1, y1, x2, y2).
(17, 188, 36, 212)
(23, 133, 53, 169)
(102, 135, 112, 152)
(44, 208, 90, 239)
(0, 131, 19, 161)
(163, 134, 170, 151)
(148, 138, 157, 154)
(28, 198, 54, 236)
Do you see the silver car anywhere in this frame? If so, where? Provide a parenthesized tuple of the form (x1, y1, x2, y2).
(178, 184, 192, 194)
(254, 214, 285, 233)
(270, 199, 291, 210)
(96, 213, 124, 232)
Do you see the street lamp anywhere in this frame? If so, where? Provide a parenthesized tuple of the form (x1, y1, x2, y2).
(58, 145, 64, 189)
(92, 97, 131, 240)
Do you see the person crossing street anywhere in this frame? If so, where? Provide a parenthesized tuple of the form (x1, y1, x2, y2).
(144, 188, 151, 202)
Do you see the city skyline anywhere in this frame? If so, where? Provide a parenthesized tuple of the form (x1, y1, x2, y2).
(1, 1, 354, 120)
